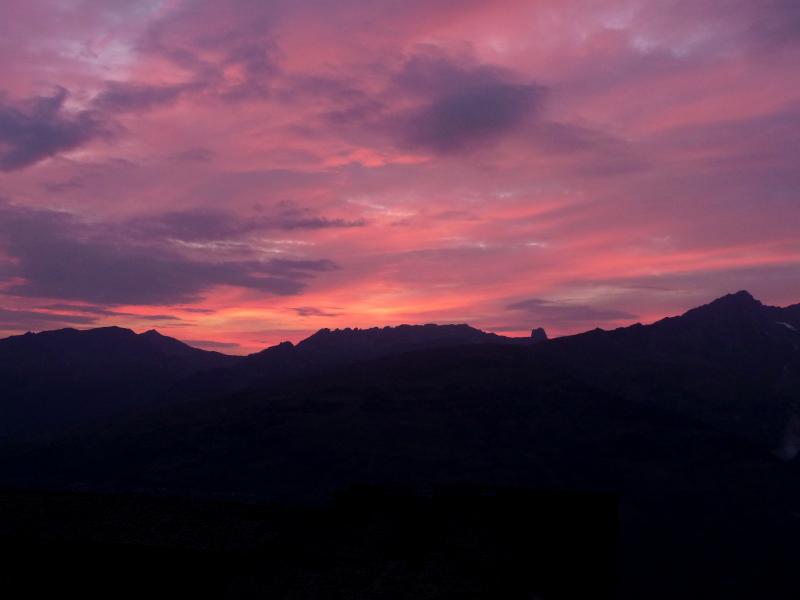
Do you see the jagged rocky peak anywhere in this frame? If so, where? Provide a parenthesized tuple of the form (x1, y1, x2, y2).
(531, 327, 548, 343)
(302, 323, 489, 343)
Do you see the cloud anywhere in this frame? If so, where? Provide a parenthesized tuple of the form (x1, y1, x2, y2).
(506, 297, 637, 328)
(126, 207, 366, 242)
(386, 50, 636, 163)
(0, 201, 339, 306)
(139, 1, 282, 101)
(173, 147, 215, 162)
(632, 0, 800, 53)
(184, 338, 242, 350)
(311, 49, 549, 155)
(37, 304, 183, 322)
(294, 306, 341, 317)
(0, 87, 106, 170)
(291, 76, 385, 125)
(0, 307, 98, 331)
(267, 258, 338, 274)
(127, 209, 251, 241)
(389, 51, 547, 153)
(37, 303, 177, 319)
(571, 263, 800, 311)
(92, 81, 200, 112)
(277, 214, 368, 230)
(5, 241, 313, 304)
(1, 0, 798, 347)
(759, 0, 800, 46)
(129, 313, 182, 321)
(403, 82, 544, 153)
(37, 303, 118, 316)
(42, 176, 85, 193)
(0, 306, 182, 334)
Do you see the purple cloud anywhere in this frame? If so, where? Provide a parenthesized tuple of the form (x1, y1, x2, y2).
(0, 308, 97, 330)
(0, 88, 106, 170)
(93, 81, 201, 113)
(506, 298, 638, 329)
(294, 306, 341, 317)
(126, 207, 366, 242)
(0, 201, 339, 305)
(402, 82, 545, 153)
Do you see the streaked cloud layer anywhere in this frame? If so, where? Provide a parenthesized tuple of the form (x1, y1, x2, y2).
(0, 0, 798, 352)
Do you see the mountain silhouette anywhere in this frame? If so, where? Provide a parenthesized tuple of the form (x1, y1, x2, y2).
(2, 291, 798, 451)
(0, 326, 237, 442)
(177, 323, 534, 400)
(536, 290, 800, 451)
(1, 291, 799, 598)
(0, 322, 545, 443)
(255, 323, 517, 371)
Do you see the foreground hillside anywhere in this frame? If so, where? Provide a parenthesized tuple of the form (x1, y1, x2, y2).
(0, 487, 616, 600)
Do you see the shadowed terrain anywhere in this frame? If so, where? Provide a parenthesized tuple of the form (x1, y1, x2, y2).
(1, 291, 799, 598)
(0, 486, 617, 599)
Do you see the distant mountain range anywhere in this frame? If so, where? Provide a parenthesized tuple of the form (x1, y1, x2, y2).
(2, 290, 798, 453)
(0, 321, 540, 442)
(173, 322, 540, 405)
(1, 291, 799, 597)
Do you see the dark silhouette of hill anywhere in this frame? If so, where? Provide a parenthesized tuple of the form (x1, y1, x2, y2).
(0, 322, 543, 443)
(0, 487, 616, 600)
(176, 323, 536, 400)
(1, 291, 799, 597)
(535, 290, 800, 453)
(0, 326, 238, 442)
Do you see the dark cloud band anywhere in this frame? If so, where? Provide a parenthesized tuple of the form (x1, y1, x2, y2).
(0, 201, 339, 306)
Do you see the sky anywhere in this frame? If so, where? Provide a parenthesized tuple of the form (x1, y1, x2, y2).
(0, 0, 798, 353)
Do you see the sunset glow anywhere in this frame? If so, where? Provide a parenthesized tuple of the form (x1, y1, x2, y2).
(1, 0, 798, 353)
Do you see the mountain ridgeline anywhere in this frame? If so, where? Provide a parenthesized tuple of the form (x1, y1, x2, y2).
(0, 322, 539, 442)
(1, 291, 800, 598)
(0, 326, 237, 442)
(175, 322, 538, 402)
(2, 291, 797, 453)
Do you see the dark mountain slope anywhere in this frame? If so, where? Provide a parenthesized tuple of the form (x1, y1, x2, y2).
(0, 326, 231, 368)
(0, 322, 545, 444)
(175, 323, 536, 401)
(534, 291, 800, 451)
(0, 326, 238, 442)
(2, 330, 798, 599)
(0, 339, 770, 501)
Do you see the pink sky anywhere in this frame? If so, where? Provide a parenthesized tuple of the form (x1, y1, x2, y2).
(0, 0, 798, 353)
